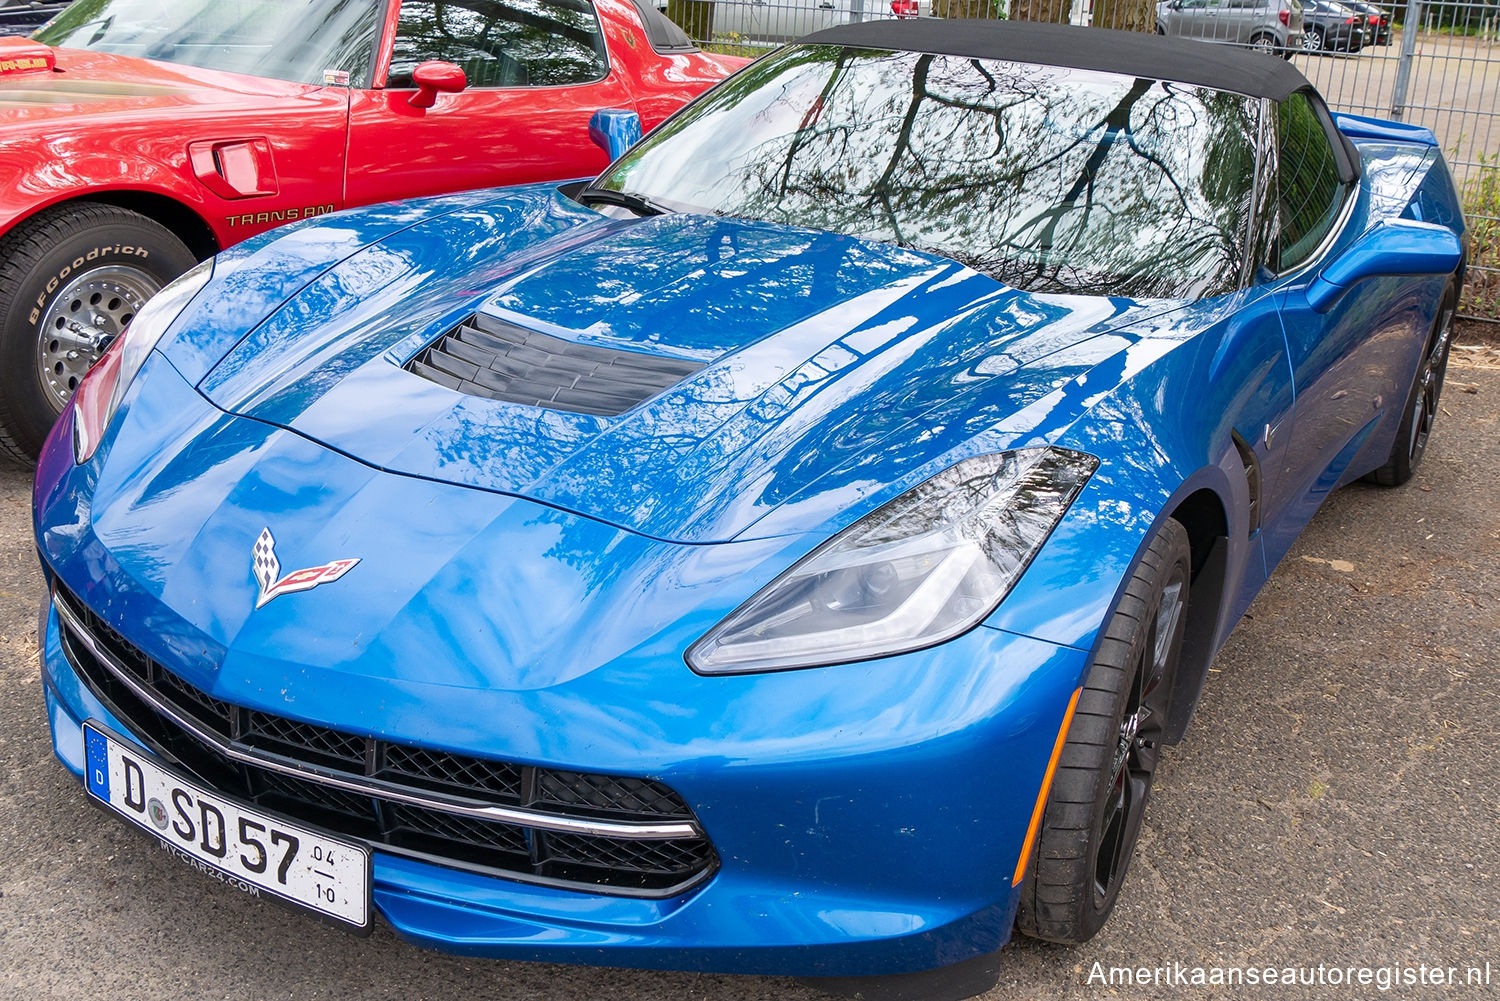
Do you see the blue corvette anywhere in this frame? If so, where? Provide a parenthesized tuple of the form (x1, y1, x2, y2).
(34, 18, 1464, 995)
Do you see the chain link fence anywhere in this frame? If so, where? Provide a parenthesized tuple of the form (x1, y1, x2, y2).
(666, 0, 1500, 317)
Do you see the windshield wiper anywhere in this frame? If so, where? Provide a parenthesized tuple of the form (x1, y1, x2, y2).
(575, 187, 671, 217)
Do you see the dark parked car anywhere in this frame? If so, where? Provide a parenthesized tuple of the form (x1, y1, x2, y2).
(1300, 0, 1369, 51)
(1347, 0, 1392, 44)
(0, 1, 68, 33)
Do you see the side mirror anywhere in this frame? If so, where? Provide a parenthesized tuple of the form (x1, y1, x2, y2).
(588, 108, 643, 162)
(1305, 220, 1461, 313)
(408, 61, 466, 109)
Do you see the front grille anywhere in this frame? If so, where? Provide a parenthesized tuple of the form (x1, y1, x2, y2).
(379, 743, 523, 800)
(244, 710, 367, 769)
(405, 313, 703, 417)
(54, 585, 715, 895)
(543, 830, 717, 887)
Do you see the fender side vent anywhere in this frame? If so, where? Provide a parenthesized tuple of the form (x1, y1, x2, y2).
(1231, 429, 1262, 535)
(406, 314, 703, 417)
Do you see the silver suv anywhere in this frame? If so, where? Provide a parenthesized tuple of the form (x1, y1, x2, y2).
(1156, 0, 1306, 58)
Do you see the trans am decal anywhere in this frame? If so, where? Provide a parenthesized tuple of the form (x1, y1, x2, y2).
(226, 204, 336, 228)
(0, 55, 51, 75)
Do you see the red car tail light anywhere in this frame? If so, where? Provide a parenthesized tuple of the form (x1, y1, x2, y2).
(891, 0, 919, 15)
(1279, 10, 1290, 24)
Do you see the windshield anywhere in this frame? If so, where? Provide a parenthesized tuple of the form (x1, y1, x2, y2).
(595, 45, 1260, 298)
(34, 0, 381, 87)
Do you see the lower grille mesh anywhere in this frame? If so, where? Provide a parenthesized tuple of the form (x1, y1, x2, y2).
(54, 585, 715, 895)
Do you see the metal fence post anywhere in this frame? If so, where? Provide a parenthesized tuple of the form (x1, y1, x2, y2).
(1389, 0, 1424, 120)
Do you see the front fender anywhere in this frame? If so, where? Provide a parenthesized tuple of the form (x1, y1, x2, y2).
(982, 311, 1273, 742)
(0, 133, 211, 234)
(987, 419, 1248, 651)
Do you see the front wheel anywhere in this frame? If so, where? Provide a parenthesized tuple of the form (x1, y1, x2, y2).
(1301, 28, 1325, 52)
(1364, 284, 1457, 486)
(1016, 518, 1193, 944)
(0, 202, 197, 463)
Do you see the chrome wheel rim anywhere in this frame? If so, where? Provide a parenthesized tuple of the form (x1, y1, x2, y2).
(35, 265, 160, 413)
(1301, 31, 1321, 51)
(1408, 301, 1454, 465)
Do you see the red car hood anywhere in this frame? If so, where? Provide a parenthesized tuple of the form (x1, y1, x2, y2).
(0, 41, 328, 126)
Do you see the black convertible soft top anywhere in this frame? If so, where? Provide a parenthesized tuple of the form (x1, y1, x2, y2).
(802, 19, 1312, 102)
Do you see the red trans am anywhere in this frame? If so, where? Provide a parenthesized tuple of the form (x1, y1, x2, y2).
(0, 0, 743, 461)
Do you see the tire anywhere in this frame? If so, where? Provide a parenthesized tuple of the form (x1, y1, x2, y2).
(1248, 32, 1277, 55)
(1364, 284, 1457, 487)
(0, 202, 197, 464)
(1016, 518, 1193, 945)
(1302, 27, 1325, 52)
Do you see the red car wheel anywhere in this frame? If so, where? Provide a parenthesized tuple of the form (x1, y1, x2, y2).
(0, 202, 197, 463)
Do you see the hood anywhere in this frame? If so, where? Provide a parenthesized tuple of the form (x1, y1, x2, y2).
(48, 354, 762, 703)
(196, 188, 1185, 544)
(0, 44, 327, 125)
(38, 354, 1039, 767)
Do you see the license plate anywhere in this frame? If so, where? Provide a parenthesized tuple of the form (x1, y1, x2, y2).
(83, 722, 370, 928)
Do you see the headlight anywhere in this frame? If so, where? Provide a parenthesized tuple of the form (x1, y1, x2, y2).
(73, 259, 212, 462)
(687, 448, 1098, 674)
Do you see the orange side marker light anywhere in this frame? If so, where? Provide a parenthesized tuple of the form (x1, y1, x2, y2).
(1012, 686, 1083, 886)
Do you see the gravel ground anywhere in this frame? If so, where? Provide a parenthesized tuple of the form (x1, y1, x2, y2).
(1, 364, 1496, 1001)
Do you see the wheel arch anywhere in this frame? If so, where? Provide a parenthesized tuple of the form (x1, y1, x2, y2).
(1160, 487, 1231, 744)
(1034, 450, 1246, 748)
(86, 191, 219, 262)
(995, 414, 1256, 711)
(1069, 474, 1237, 749)
(4, 189, 220, 264)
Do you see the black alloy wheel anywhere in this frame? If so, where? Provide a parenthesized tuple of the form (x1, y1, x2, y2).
(1017, 518, 1193, 944)
(1365, 284, 1457, 486)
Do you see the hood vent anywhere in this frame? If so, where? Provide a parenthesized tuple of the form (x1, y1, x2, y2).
(405, 314, 704, 417)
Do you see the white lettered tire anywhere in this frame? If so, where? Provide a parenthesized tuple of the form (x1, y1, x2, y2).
(0, 202, 197, 463)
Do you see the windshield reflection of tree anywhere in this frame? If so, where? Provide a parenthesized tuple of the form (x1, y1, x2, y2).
(728, 50, 1256, 299)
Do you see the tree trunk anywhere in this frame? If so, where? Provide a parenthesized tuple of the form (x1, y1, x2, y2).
(933, 0, 996, 17)
(1008, 0, 1073, 22)
(1093, 0, 1156, 31)
(665, 0, 715, 42)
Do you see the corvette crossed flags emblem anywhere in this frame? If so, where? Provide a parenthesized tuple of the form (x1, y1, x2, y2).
(251, 528, 359, 609)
